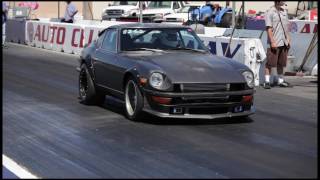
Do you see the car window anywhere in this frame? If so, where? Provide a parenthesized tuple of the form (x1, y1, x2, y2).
(101, 29, 117, 52)
(96, 31, 106, 48)
(179, 30, 202, 50)
(121, 28, 206, 51)
(113, 1, 138, 6)
(148, 1, 171, 9)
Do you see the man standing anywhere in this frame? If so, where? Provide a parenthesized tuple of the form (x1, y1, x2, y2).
(263, 1, 291, 89)
(2, 1, 8, 47)
(61, 1, 78, 23)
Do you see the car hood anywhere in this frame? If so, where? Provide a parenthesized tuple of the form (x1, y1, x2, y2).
(123, 51, 248, 84)
(164, 13, 188, 20)
(142, 8, 173, 14)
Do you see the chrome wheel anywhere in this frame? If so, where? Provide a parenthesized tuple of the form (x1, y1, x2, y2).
(125, 80, 138, 116)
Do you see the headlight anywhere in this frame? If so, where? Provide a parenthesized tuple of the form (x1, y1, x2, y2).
(242, 71, 254, 88)
(149, 72, 171, 90)
(150, 72, 163, 89)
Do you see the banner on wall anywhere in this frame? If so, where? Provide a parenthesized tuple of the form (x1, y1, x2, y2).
(288, 20, 317, 34)
(25, 21, 132, 55)
(26, 21, 97, 54)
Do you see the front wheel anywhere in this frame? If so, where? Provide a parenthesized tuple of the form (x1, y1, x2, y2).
(124, 77, 144, 121)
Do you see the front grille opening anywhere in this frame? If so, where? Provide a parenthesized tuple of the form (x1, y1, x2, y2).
(173, 84, 182, 92)
(230, 83, 246, 91)
(181, 83, 227, 92)
(188, 107, 229, 114)
(176, 83, 246, 93)
(174, 97, 229, 104)
(172, 95, 242, 105)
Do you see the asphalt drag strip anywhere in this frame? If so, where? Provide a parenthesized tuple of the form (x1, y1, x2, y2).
(3, 43, 318, 178)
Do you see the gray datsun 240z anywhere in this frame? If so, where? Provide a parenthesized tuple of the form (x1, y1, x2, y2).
(78, 23, 255, 121)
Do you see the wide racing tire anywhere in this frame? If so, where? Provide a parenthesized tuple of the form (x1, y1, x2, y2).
(124, 76, 144, 121)
(79, 64, 105, 105)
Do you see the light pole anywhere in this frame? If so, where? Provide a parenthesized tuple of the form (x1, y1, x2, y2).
(232, 1, 235, 28)
(139, 1, 143, 23)
(58, 1, 60, 19)
(242, 1, 245, 29)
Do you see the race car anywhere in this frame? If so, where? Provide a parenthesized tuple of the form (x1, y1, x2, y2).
(78, 23, 255, 121)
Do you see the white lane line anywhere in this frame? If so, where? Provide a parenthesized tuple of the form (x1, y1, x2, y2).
(2, 154, 38, 179)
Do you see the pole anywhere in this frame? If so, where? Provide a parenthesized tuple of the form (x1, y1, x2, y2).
(83, 1, 87, 20)
(139, 1, 143, 23)
(297, 31, 318, 72)
(88, 2, 93, 20)
(83, 2, 93, 20)
(224, 4, 243, 57)
(242, 1, 245, 29)
(58, 1, 60, 19)
(232, 1, 236, 28)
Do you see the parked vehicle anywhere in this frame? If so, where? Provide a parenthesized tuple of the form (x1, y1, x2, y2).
(78, 23, 255, 121)
(141, 1, 186, 22)
(163, 5, 200, 25)
(102, 1, 149, 20)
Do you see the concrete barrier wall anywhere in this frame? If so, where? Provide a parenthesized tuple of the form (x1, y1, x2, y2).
(25, 20, 133, 55)
(6, 19, 27, 44)
(9, 19, 317, 77)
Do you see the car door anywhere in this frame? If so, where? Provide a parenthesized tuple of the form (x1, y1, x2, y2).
(92, 28, 121, 91)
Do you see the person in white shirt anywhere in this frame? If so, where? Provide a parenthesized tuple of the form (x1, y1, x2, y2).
(61, 1, 78, 23)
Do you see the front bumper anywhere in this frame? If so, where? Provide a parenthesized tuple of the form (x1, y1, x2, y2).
(142, 88, 255, 119)
(143, 107, 255, 119)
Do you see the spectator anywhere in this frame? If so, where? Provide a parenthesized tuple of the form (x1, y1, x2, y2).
(61, 1, 78, 23)
(263, 1, 291, 89)
(2, 1, 8, 47)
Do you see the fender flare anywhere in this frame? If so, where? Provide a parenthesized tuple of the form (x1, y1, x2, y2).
(122, 67, 142, 92)
(80, 56, 95, 81)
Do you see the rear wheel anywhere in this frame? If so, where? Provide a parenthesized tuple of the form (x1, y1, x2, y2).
(79, 64, 105, 105)
(124, 77, 144, 121)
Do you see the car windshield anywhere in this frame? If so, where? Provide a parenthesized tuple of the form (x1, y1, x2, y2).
(112, 1, 138, 6)
(120, 28, 207, 52)
(148, 1, 171, 9)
